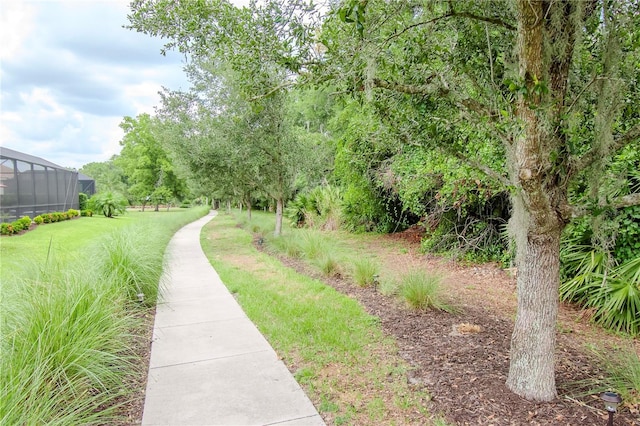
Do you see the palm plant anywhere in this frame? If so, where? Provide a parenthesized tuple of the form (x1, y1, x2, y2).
(88, 192, 128, 218)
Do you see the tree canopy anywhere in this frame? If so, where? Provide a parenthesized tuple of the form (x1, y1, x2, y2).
(127, 0, 640, 402)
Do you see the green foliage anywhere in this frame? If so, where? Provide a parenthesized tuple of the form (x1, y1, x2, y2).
(88, 192, 128, 218)
(116, 113, 187, 207)
(285, 185, 342, 230)
(613, 206, 640, 264)
(80, 210, 93, 217)
(80, 161, 128, 196)
(352, 258, 379, 287)
(33, 215, 44, 225)
(0, 223, 13, 235)
(560, 246, 640, 336)
(398, 270, 455, 313)
(1, 216, 34, 235)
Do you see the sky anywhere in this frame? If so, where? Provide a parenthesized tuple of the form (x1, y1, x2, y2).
(0, 0, 196, 170)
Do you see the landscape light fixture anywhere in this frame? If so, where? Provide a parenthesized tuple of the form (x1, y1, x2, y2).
(600, 391, 622, 426)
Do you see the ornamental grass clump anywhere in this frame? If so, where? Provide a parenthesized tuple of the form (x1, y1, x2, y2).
(0, 263, 137, 425)
(399, 270, 455, 312)
(298, 229, 333, 260)
(352, 258, 379, 287)
(315, 254, 342, 277)
(95, 226, 166, 306)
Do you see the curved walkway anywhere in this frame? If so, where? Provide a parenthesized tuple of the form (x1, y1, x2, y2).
(142, 211, 325, 426)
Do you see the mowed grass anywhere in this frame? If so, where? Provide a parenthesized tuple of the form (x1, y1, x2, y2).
(0, 207, 209, 425)
(201, 211, 433, 425)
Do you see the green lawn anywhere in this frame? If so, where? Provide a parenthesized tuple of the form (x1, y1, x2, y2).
(201, 211, 437, 425)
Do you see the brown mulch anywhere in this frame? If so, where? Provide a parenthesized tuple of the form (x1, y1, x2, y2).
(264, 228, 639, 426)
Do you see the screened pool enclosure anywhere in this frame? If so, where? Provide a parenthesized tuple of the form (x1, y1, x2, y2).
(0, 147, 92, 223)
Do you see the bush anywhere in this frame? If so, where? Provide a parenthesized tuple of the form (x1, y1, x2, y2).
(81, 209, 93, 217)
(1, 223, 12, 235)
(88, 192, 128, 218)
(33, 216, 44, 225)
(399, 270, 455, 312)
(78, 192, 88, 211)
(66, 209, 80, 218)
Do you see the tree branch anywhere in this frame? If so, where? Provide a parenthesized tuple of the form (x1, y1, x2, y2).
(564, 192, 640, 220)
(575, 123, 640, 171)
(371, 76, 445, 96)
(383, 8, 515, 45)
(451, 11, 516, 31)
(611, 193, 640, 209)
(248, 81, 297, 101)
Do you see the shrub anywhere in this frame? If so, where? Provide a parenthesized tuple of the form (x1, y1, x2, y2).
(285, 185, 342, 230)
(399, 270, 455, 312)
(81, 209, 93, 217)
(66, 209, 79, 218)
(88, 192, 128, 218)
(33, 216, 44, 225)
(352, 258, 379, 287)
(1, 223, 12, 235)
(78, 192, 88, 211)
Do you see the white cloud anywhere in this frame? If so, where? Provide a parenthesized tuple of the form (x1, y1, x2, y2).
(1, 0, 190, 169)
(0, 1, 36, 60)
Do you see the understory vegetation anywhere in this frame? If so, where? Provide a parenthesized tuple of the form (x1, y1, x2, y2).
(209, 210, 640, 419)
(0, 207, 209, 425)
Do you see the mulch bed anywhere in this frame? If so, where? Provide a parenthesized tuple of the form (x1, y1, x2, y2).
(260, 232, 639, 426)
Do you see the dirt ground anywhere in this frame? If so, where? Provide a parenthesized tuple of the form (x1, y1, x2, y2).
(122, 225, 639, 425)
(271, 227, 639, 426)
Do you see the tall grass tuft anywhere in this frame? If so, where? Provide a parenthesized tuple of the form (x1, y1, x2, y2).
(399, 270, 455, 312)
(1, 264, 136, 425)
(267, 232, 303, 258)
(352, 258, 379, 287)
(592, 345, 640, 406)
(298, 229, 333, 260)
(96, 226, 166, 306)
(315, 254, 342, 277)
(566, 345, 640, 408)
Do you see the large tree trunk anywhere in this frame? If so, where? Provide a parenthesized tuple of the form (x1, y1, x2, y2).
(274, 197, 283, 236)
(505, 0, 566, 402)
(506, 216, 562, 401)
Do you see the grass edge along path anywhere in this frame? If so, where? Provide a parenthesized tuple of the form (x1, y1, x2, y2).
(201, 212, 447, 426)
(0, 207, 210, 425)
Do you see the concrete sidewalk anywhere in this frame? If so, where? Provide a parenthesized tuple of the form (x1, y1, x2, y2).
(141, 211, 325, 426)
